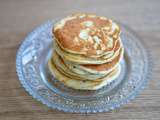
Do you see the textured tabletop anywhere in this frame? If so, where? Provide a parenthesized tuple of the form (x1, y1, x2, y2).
(0, 0, 160, 119)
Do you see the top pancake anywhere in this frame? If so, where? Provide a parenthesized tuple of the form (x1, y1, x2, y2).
(53, 13, 120, 57)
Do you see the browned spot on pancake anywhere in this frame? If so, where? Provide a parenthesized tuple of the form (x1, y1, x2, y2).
(113, 39, 120, 52)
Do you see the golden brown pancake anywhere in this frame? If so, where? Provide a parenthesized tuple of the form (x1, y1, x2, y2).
(54, 47, 122, 72)
(51, 54, 120, 81)
(60, 47, 123, 75)
(51, 50, 123, 81)
(53, 13, 120, 57)
(53, 38, 122, 64)
(54, 35, 121, 58)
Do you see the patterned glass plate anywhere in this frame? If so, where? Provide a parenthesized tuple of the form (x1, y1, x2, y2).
(16, 20, 152, 113)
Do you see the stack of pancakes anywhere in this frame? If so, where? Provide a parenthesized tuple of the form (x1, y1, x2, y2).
(48, 13, 124, 90)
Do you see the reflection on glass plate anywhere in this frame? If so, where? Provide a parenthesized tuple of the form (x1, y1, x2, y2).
(16, 20, 152, 113)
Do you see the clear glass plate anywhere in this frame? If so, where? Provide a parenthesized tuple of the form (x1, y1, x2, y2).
(16, 20, 152, 113)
